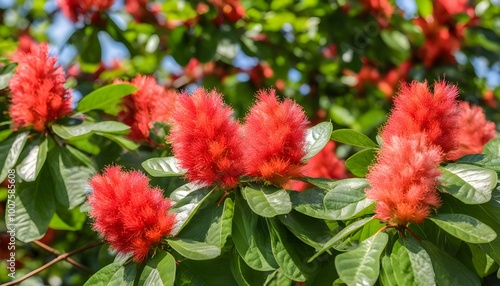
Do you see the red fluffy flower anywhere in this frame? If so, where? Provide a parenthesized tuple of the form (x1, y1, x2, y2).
(359, 0, 394, 19)
(9, 43, 72, 132)
(287, 141, 347, 192)
(117, 75, 176, 143)
(169, 88, 244, 188)
(58, 0, 114, 22)
(242, 89, 309, 185)
(88, 166, 176, 262)
(366, 135, 442, 225)
(381, 81, 461, 159)
(448, 101, 497, 160)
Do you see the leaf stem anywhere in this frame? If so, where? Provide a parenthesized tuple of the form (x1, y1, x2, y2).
(33, 240, 92, 273)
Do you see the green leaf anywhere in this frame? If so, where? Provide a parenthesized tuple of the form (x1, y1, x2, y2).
(428, 213, 497, 243)
(416, 0, 433, 18)
(230, 248, 267, 286)
(422, 240, 480, 286)
(330, 129, 378, 148)
(391, 237, 436, 286)
(205, 197, 234, 249)
(309, 217, 373, 262)
(142, 156, 186, 177)
(167, 238, 221, 260)
(290, 187, 333, 219)
(302, 122, 333, 162)
(380, 30, 411, 64)
(0, 132, 29, 182)
(52, 121, 130, 139)
(263, 269, 293, 286)
(379, 254, 398, 286)
(232, 195, 278, 271)
(49, 206, 87, 231)
(483, 138, 500, 157)
(48, 147, 96, 209)
(137, 252, 176, 286)
(84, 262, 136, 286)
(335, 232, 388, 286)
(97, 133, 139, 150)
(457, 154, 500, 172)
(0, 62, 17, 90)
(0, 129, 13, 142)
(169, 187, 213, 235)
(76, 84, 137, 115)
(267, 218, 307, 281)
(241, 185, 292, 218)
(345, 149, 377, 177)
(323, 178, 374, 220)
(279, 210, 335, 250)
(439, 164, 497, 204)
(81, 27, 101, 65)
(15, 168, 55, 242)
(16, 138, 48, 182)
(175, 252, 238, 285)
(469, 243, 498, 277)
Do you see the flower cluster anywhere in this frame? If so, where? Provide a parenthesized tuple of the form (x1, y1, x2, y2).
(169, 88, 310, 189)
(58, 0, 114, 23)
(117, 75, 176, 144)
(366, 81, 459, 226)
(9, 43, 72, 132)
(88, 166, 176, 262)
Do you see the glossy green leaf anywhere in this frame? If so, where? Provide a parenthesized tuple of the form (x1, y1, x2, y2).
(49, 206, 87, 231)
(302, 122, 333, 161)
(142, 156, 186, 177)
(345, 149, 377, 177)
(137, 251, 176, 286)
(97, 133, 139, 150)
(422, 240, 480, 286)
(0, 132, 29, 182)
(167, 238, 221, 260)
(330, 129, 378, 148)
(48, 147, 96, 209)
(15, 168, 55, 242)
(379, 254, 398, 286)
(232, 195, 278, 271)
(391, 237, 435, 286)
(428, 213, 497, 243)
(83, 262, 136, 286)
(263, 269, 293, 286)
(16, 138, 48, 182)
(175, 252, 238, 285)
(76, 84, 137, 115)
(267, 218, 307, 281)
(309, 217, 373, 262)
(169, 187, 213, 235)
(0, 129, 13, 142)
(457, 154, 500, 172)
(230, 248, 267, 286)
(205, 197, 234, 249)
(439, 164, 497, 204)
(241, 185, 292, 217)
(290, 187, 333, 219)
(483, 138, 500, 157)
(323, 178, 374, 220)
(469, 243, 498, 277)
(52, 121, 130, 139)
(279, 210, 334, 250)
(335, 232, 388, 286)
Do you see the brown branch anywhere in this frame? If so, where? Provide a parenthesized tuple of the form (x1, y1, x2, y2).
(33, 240, 92, 273)
(2, 241, 103, 286)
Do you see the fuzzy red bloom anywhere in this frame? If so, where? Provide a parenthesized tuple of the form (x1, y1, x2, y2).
(117, 75, 176, 143)
(9, 43, 72, 132)
(58, 0, 114, 22)
(366, 135, 442, 225)
(287, 141, 347, 192)
(448, 101, 497, 160)
(359, 0, 393, 19)
(169, 88, 244, 188)
(242, 89, 309, 185)
(381, 81, 461, 159)
(88, 166, 176, 262)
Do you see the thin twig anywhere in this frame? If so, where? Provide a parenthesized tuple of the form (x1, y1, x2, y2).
(2, 241, 103, 286)
(33, 240, 92, 273)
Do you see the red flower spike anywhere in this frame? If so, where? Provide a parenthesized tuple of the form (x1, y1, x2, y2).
(242, 89, 309, 186)
(117, 75, 176, 143)
(447, 101, 497, 160)
(366, 135, 442, 225)
(9, 43, 72, 132)
(169, 88, 244, 189)
(381, 81, 461, 159)
(88, 166, 176, 262)
(58, 0, 114, 22)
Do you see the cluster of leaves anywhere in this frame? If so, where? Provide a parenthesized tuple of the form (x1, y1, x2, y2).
(0, 0, 500, 285)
